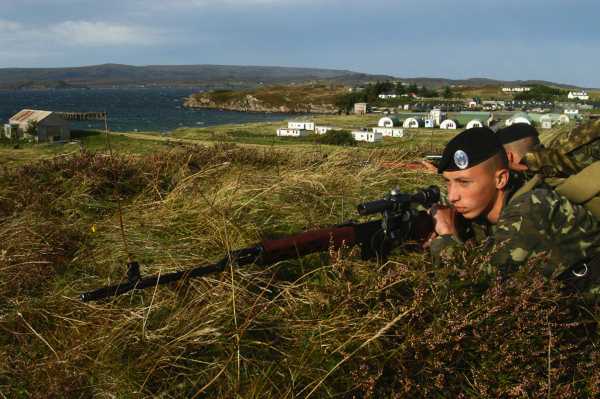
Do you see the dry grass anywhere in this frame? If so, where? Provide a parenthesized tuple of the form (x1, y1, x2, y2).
(0, 143, 598, 398)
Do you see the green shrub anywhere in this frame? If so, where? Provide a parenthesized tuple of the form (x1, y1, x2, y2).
(316, 129, 356, 146)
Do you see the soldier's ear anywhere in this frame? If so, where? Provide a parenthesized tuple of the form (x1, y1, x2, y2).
(495, 168, 509, 190)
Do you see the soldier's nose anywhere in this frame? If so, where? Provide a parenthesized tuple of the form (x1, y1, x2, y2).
(448, 186, 460, 203)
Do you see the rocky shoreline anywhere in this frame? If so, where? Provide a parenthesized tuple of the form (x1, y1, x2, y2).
(184, 93, 339, 114)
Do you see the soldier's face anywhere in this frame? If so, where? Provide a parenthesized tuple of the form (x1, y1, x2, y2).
(442, 161, 507, 220)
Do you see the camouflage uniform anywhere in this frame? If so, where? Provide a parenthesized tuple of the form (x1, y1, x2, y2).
(431, 181, 600, 294)
(524, 119, 600, 177)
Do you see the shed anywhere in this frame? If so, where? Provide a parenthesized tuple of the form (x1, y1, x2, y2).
(403, 117, 421, 128)
(505, 112, 532, 127)
(8, 109, 71, 142)
(440, 119, 457, 130)
(277, 128, 310, 137)
(377, 116, 402, 127)
(354, 103, 368, 115)
(429, 108, 446, 126)
(352, 130, 383, 143)
(372, 127, 404, 137)
(315, 126, 342, 135)
(466, 119, 483, 129)
(288, 121, 315, 131)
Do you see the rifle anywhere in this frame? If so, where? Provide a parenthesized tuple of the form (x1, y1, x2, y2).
(79, 185, 440, 302)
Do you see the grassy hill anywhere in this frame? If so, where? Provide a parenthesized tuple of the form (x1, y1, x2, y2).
(0, 131, 598, 397)
(185, 83, 349, 113)
(0, 64, 394, 90)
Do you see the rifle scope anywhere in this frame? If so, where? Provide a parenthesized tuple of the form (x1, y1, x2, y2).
(357, 185, 440, 216)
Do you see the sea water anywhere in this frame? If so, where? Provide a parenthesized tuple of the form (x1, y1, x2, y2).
(0, 87, 297, 132)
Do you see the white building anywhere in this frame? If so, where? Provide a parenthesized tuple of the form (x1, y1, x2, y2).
(482, 100, 506, 110)
(378, 93, 398, 99)
(351, 130, 383, 143)
(564, 109, 580, 117)
(354, 103, 368, 115)
(372, 127, 404, 137)
(424, 119, 435, 128)
(377, 116, 402, 127)
(403, 117, 421, 128)
(288, 121, 315, 131)
(277, 128, 310, 137)
(539, 115, 555, 129)
(502, 87, 531, 92)
(7, 109, 71, 142)
(315, 126, 338, 135)
(466, 119, 483, 129)
(429, 108, 446, 126)
(568, 91, 589, 101)
(440, 119, 457, 130)
(505, 113, 532, 126)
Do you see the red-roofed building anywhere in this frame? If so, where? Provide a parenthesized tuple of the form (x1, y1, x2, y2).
(6, 109, 70, 142)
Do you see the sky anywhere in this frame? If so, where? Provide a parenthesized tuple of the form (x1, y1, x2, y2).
(1, 0, 599, 87)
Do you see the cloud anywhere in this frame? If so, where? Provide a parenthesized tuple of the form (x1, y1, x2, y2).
(0, 18, 163, 65)
(50, 21, 160, 46)
(0, 19, 22, 32)
(0, 19, 162, 49)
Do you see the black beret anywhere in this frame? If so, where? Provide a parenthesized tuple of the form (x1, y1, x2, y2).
(496, 123, 539, 145)
(438, 127, 504, 173)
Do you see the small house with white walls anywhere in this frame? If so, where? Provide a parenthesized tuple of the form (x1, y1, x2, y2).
(540, 115, 555, 129)
(277, 128, 310, 137)
(315, 126, 338, 135)
(354, 103, 368, 115)
(7, 109, 71, 142)
(352, 130, 383, 143)
(564, 109, 579, 117)
(568, 91, 589, 100)
(539, 113, 570, 129)
(377, 116, 402, 127)
(288, 121, 315, 131)
(424, 119, 435, 128)
(429, 108, 446, 126)
(372, 127, 404, 137)
(466, 119, 483, 129)
(403, 117, 421, 128)
(440, 119, 457, 130)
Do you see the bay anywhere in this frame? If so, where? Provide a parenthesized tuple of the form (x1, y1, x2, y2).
(0, 87, 297, 132)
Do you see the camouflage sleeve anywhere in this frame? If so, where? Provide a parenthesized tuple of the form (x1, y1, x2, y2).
(490, 188, 600, 277)
(430, 234, 464, 265)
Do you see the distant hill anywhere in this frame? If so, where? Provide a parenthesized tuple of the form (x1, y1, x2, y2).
(0, 64, 395, 90)
(0, 63, 590, 91)
(398, 77, 587, 90)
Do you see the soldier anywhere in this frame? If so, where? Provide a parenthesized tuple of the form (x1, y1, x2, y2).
(429, 127, 600, 293)
(497, 123, 540, 172)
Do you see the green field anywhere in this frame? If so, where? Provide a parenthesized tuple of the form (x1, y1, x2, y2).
(0, 120, 598, 397)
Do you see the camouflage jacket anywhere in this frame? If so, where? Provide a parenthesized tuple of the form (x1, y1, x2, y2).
(524, 119, 600, 177)
(430, 182, 600, 294)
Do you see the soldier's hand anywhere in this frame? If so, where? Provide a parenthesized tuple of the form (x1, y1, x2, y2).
(430, 205, 458, 236)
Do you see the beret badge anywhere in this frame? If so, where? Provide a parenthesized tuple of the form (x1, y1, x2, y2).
(454, 150, 469, 169)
